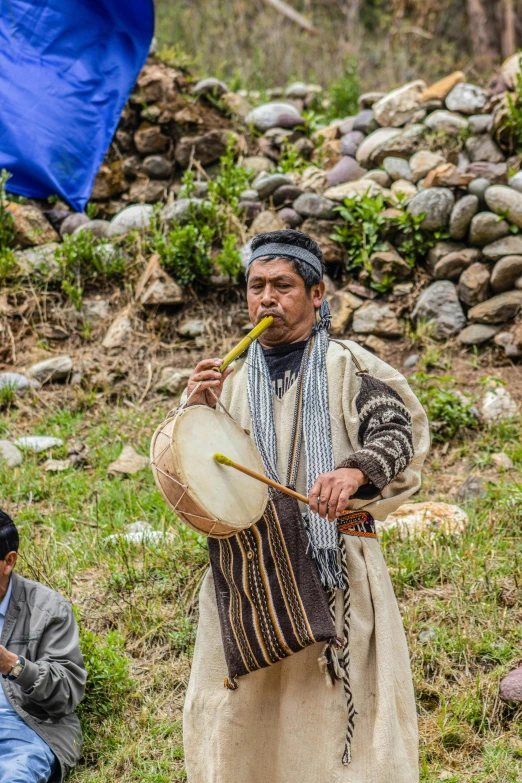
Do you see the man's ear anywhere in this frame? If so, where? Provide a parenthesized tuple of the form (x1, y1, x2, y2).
(311, 280, 325, 309)
(4, 552, 17, 575)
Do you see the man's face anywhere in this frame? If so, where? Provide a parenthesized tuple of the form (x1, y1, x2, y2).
(247, 258, 325, 347)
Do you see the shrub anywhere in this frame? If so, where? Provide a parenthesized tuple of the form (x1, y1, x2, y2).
(215, 233, 243, 278)
(0, 169, 16, 280)
(504, 55, 522, 154)
(390, 204, 447, 267)
(306, 60, 359, 124)
(332, 194, 445, 292)
(0, 170, 14, 251)
(327, 62, 360, 120)
(77, 626, 133, 733)
(277, 143, 309, 175)
(150, 136, 250, 286)
(55, 231, 128, 309)
(152, 222, 214, 286)
(332, 192, 389, 280)
(409, 372, 479, 443)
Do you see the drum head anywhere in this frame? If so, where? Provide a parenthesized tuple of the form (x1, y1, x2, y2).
(171, 405, 267, 531)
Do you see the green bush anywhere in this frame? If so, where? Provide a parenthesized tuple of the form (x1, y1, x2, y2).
(277, 143, 309, 175)
(409, 372, 479, 443)
(152, 222, 214, 286)
(332, 192, 389, 286)
(78, 627, 133, 729)
(0, 169, 16, 280)
(504, 55, 522, 153)
(306, 60, 359, 124)
(0, 170, 14, 251)
(55, 231, 128, 309)
(332, 194, 445, 292)
(150, 136, 250, 286)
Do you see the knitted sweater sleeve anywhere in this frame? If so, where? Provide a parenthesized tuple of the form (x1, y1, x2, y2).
(336, 374, 415, 499)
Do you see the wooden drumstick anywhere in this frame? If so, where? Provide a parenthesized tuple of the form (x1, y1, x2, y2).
(213, 453, 364, 526)
(215, 452, 308, 503)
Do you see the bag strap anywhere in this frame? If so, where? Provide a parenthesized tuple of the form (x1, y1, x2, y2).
(329, 338, 369, 377)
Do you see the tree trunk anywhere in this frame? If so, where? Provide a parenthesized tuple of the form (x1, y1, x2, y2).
(466, 0, 499, 63)
(502, 0, 516, 57)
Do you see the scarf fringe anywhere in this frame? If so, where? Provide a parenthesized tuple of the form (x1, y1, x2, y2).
(310, 547, 345, 591)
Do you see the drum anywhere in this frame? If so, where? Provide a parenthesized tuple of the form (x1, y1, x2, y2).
(150, 404, 268, 538)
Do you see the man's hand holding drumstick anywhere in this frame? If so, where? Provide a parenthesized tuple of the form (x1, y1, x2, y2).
(309, 468, 368, 522)
(186, 359, 234, 408)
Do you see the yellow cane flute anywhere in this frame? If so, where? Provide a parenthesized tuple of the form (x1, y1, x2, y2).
(215, 316, 274, 373)
(214, 453, 365, 528)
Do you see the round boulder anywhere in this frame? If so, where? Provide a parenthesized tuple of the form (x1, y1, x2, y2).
(409, 150, 445, 183)
(468, 291, 522, 323)
(141, 156, 174, 179)
(508, 171, 522, 194)
(383, 157, 412, 182)
(457, 263, 491, 306)
(482, 235, 522, 261)
(490, 256, 522, 293)
(326, 157, 367, 187)
(449, 195, 479, 241)
(468, 177, 491, 203)
(355, 128, 401, 168)
(109, 205, 154, 236)
(424, 110, 468, 135)
(407, 188, 455, 230)
(445, 83, 488, 114)
(73, 219, 111, 239)
(469, 211, 510, 246)
(245, 102, 301, 132)
(411, 280, 466, 338)
(193, 77, 228, 97)
(340, 131, 365, 157)
(485, 185, 522, 229)
(293, 193, 336, 220)
(458, 324, 498, 346)
(60, 213, 89, 237)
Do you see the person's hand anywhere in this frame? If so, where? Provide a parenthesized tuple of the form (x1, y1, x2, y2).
(0, 645, 19, 676)
(186, 358, 234, 408)
(309, 468, 368, 522)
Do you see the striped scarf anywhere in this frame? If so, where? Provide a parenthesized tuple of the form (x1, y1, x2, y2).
(247, 300, 344, 591)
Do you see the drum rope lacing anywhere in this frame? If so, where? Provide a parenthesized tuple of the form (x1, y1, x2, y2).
(150, 380, 243, 538)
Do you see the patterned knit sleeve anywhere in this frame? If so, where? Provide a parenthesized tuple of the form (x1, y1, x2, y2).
(335, 374, 414, 499)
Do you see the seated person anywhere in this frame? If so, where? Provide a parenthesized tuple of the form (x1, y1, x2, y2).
(0, 509, 86, 783)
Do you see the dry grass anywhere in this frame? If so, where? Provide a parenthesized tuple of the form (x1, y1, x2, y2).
(1, 282, 522, 781)
(154, 0, 490, 92)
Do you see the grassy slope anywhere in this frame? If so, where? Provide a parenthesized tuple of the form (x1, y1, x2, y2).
(153, 0, 475, 92)
(1, 386, 521, 782)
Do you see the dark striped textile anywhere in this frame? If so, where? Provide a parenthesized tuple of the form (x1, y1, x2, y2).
(336, 375, 414, 492)
(208, 491, 337, 684)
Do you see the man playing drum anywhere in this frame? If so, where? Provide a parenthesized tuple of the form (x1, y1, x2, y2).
(183, 228, 430, 783)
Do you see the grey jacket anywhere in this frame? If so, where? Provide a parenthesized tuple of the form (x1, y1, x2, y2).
(0, 572, 86, 782)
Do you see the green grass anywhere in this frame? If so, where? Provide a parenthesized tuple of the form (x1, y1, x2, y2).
(1, 390, 521, 781)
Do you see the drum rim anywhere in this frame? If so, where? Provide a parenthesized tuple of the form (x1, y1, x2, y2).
(150, 407, 267, 538)
(169, 405, 267, 532)
(151, 420, 236, 538)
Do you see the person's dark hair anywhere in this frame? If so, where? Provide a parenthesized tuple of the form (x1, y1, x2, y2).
(248, 229, 326, 291)
(0, 510, 18, 560)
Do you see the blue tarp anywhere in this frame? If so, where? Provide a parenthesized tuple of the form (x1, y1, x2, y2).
(0, 0, 154, 212)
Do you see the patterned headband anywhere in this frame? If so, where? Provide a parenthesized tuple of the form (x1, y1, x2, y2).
(247, 242, 323, 278)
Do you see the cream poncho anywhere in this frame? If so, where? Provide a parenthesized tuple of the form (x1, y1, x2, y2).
(183, 339, 430, 783)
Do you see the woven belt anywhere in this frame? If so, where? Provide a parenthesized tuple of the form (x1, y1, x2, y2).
(337, 510, 376, 538)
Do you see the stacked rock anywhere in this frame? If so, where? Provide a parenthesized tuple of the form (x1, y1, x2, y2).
(5, 53, 522, 358)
